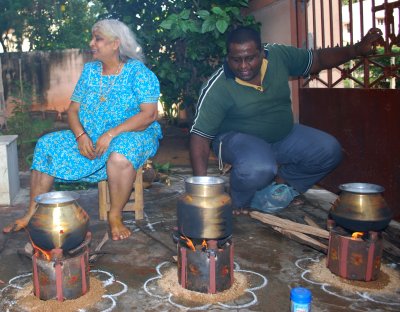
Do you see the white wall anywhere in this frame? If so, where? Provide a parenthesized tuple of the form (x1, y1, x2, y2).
(252, 0, 292, 45)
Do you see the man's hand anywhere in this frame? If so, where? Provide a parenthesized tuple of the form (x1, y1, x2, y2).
(355, 28, 384, 57)
(310, 28, 384, 74)
(190, 134, 211, 176)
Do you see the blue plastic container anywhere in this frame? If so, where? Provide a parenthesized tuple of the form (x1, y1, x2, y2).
(290, 287, 312, 312)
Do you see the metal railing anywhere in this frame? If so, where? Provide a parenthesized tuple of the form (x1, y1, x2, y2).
(296, 0, 400, 88)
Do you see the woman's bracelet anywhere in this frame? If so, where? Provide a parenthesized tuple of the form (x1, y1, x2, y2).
(75, 131, 86, 141)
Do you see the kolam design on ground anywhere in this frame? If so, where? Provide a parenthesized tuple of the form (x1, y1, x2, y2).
(0, 269, 127, 312)
(143, 261, 268, 310)
(296, 256, 400, 307)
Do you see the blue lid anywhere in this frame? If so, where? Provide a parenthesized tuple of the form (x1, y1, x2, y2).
(290, 287, 312, 303)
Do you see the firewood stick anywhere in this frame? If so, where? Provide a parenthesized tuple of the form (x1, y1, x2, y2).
(250, 211, 329, 239)
(272, 226, 328, 253)
(382, 232, 400, 258)
(383, 240, 400, 258)
(303, 215, 322, 229)
(95, 232, 109, 252)
(89, 232, 109, 263)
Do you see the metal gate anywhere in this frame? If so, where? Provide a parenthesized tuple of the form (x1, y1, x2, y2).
(295, 0, 400, 219)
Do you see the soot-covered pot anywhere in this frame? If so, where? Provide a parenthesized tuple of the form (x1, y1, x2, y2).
(177, 176, 232, 239)
(27, 191, 89, 251)
(330, 183, 392, 231)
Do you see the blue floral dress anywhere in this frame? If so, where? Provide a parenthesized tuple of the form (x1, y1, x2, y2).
(31, 60, 163, 182)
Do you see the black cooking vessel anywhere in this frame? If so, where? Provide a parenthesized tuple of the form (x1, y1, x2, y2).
(330, 183, 392, 232)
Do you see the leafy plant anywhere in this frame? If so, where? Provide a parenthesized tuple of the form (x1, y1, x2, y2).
(2, 80, 54, 170)
(153, 162, 172, 173)
(98, 0, 259, 123)
(2, 1, 259, 124)
(0, 0, 104, 52)
(54, 181, 97, 191)
(344, 46, 400, 89)
(154, 1, 259, 122)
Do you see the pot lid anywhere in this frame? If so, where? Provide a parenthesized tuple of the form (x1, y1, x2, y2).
(339, 183, 384, 194)
(35, 191, 80, 204)
(185, 176, 225, 185)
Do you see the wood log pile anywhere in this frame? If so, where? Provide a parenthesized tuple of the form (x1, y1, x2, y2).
(249, 211, 329, 253)
(249, 211, 400, 261)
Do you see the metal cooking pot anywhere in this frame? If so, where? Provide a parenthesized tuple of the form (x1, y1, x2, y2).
(330, 183, 392, 231)
(27, 191, 89, 251)
(177, 176, 232, 239)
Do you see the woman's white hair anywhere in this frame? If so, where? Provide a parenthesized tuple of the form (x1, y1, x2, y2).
(92, 19, 145, 63)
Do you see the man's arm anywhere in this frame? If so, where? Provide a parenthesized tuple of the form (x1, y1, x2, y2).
(190, 133, 212, 176)
(310, 28, 384, 74)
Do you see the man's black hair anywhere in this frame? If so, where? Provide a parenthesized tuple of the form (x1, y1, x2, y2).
(226, 26, 262, 53)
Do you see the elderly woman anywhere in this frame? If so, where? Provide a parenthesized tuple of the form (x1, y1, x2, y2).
(3, 19, 162, 240)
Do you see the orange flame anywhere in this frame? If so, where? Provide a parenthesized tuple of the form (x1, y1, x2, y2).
(351, 232, 364, 240)
(201, 240, 208, 249)
(25, 228, 52, 261)
(180, 235, 196, 251)
(31, 240, 52, 261)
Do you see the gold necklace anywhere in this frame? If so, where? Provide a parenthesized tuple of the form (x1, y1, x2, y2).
(99, 62, 123, 102)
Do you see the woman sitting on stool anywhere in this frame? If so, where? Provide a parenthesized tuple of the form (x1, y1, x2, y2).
(3, 19, 162, 241)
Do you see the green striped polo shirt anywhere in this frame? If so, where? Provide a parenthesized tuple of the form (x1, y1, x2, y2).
(190, 43, 312, 143)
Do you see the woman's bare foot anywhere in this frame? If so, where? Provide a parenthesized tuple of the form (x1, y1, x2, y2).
(108, 213, 131, 241)
(3, 215, 32, 233)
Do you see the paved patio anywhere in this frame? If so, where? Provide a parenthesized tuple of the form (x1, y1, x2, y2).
(0, 126, 399, 311)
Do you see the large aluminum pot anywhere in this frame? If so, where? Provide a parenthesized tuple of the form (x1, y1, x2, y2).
(177, 176, 232, 239)
(330, 183, 393, 231)
(27, 191, 89, 251)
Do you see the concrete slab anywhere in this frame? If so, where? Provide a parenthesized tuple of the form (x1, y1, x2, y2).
(0, 135, 20, 205)
(0, 166, 399, 311)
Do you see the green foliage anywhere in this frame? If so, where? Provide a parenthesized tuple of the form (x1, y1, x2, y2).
(2, 0, 259, 123)
(98, 0, 259, 122)
(346, 47, 400, 89)
(367, 47, 400, 88)
(153, 162, 171, 173)
(0, 0, 104, 51)
(54, 181, 97, 191)
(155, 1, 259, 121)
(2, 80, 54, 170)
(0, 0, 31, 51)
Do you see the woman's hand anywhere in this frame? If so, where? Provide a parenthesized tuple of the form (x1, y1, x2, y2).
(95, 131, 114, 157)
(68, 101, 96, 159)
(77, 134, 96, 160)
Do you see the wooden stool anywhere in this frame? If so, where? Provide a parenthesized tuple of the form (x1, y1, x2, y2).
(98, 166, 144, 221)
